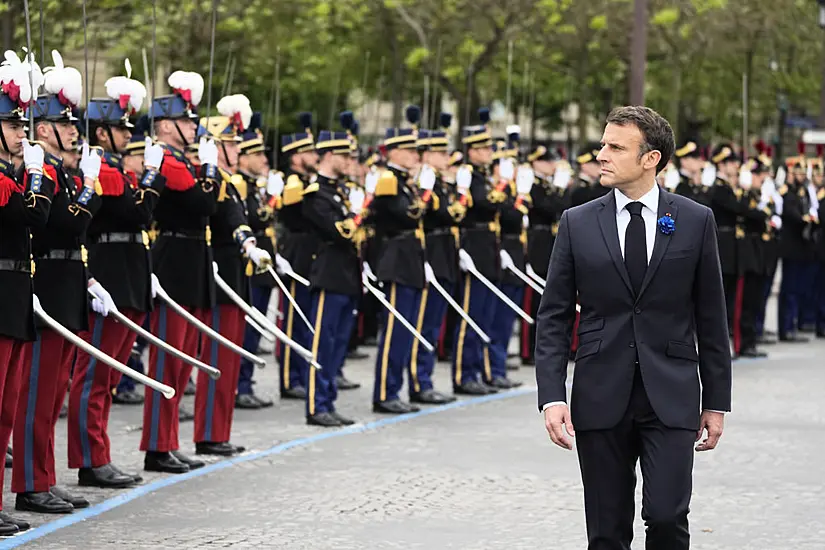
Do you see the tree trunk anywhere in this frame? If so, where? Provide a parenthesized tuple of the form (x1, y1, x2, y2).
(629, 0, 648, 106)
(3, 0, 16, 53)
(820, 29, 825, 128)
(576, 53, 590, 151)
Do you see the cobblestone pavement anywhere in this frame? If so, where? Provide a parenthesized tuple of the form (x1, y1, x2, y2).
(2, 300, 824, 549)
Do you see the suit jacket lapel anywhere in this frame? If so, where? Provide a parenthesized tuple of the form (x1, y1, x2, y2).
(597, 191, 633, 295)
(637, 190, 678, 300)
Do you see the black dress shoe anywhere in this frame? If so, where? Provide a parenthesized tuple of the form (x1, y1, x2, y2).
(235, 394, 262, 410)
(330, 411, 355, 425)
(179, 406, 194, 422)
(756, 335, 777, 345)
(113, 390, 144, 405)
(0, 511, 28, 532)
(817, 331, 825, 338)
(78, 463, 136, 488)
(506, 363, 520, 371)
(15, 492, 73, 514)
(410, 389, 456, 405)
(372, 400, 417, 414)
(50, 485, 89, 509)
(195, 442, 238, 457)
(346, 350, 369, 360)
(779, 334, 809, 343)
(110, 463, 143, 484)
(281, 386, 307, 400)
(253, 394, 274, 408)
(144, 451, 190, 474)
(798, 324, 815, 333)
(184, 379, 196, 395)
(487, 377, 523, 390)
(453, 381, 492, 395)
(736, 348, 768, 359)
(521, 357, 536, 366)
(336, 375, 361, 390)
(171, 451, 205, 470)
(306, 412, 342, 427)
(0, 518, 18, 537)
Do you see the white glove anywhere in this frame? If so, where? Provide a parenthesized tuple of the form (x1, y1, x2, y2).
(143, 138, 165, 170)
(456, 166, 472, 195)
(150, 273, 161, 300)
(22, 138, 44, 173)
(500, 249, 515, 271)
(88, 281, 117, 317)
(247, 246, 272, 267)
(275, 253, 293, 275)
(739, 169, 752, 190)
(701, 163, 716, 187)
(809, 207, 819, 221)
(365, 169, 379, 195)
(664, 165, 680, 190)
(267, 170, 285, 196)
(757, 200, 768, 211)
(458, 249, 476, 273)
(418, 165, 436, 191)
(349, 186, 365, 214)
(516, 165, 534, 195)
(362, 262, 377, 282)
(775, 166, 786, 187)
(424, 262, 436, 284)
(79, 142, 102, 182)
(197, 137, 219, 167)
(770, 215, 782, 229)
(499, 158, 515, 181)
(552, 166, 571, 189)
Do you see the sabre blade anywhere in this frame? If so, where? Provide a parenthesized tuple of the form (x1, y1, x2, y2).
(245, 315, 275, 343)
(267, 266, 313, 333)
(363, 276, 435, 353)
(427, 271, 491, 344)
(505, 264, 544, 295)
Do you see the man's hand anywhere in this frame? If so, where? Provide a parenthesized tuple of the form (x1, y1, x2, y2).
(695, 410, 724, 451)
(544, 404, 575, 450)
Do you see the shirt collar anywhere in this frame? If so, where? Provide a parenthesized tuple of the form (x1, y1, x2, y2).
(614, 182, 659, 215)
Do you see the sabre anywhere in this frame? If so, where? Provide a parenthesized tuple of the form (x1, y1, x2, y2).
(267, 266, 313, 333)
(153, 281, 266, 367)
(505, 263, 544, 295)
(245, 315, 275, 343)
(362, 275, 435, 353)
(34, 297, 175, 399)
(22, 0, 35, 141)
(425, 263, 490, 345)
(98, 299, 221, 380)
(525, 264, 546, 287)
(280, 266, 309, 287)
(213, 264, 321, 370)
(459, 249, 534, 324)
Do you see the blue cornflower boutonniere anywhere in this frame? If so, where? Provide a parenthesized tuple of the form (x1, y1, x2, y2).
(657, 213, 675, 235)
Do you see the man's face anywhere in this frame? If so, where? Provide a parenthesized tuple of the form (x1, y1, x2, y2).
(221, 141, 239, 171)
(792, 167, 806, 183)
(468, 146, 492, 167)
(596, 122, 660, 189)
(1, 120, 26, 156)
(751, 171, 765, 190)
(533, 159, 555, 177)
(681, 156, 703, 174)
(123, 154, 144, 176)
(97, 125, 131, 153)
(719, 159, 740, 179)
(178, 118, 197, 145)
(389, 147, 419, 171)
(241, 151, 269, 176)
(38, 121, 78, 152)
(813, 171, 823, 186)
(423, 150, 449, 172)
(298, 150, 318, 173)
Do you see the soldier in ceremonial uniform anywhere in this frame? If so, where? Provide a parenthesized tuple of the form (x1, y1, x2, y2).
(407, 113, 462, 405)
(67, 67, 164, 490)
(235, 115, 278, 409)
(568, 144, 607, 207)
(814, 158, 825, 336)
(708, 143, 742, 332)
(778, 157, 816, 342)
(521, 145, 565, 366)
(139, 70, 221, 473)
(370, 105, 427, 414)
(452, 108, 501, 395)
(277, 113, 318, 400)
(0, 68, 52, 534)
(193, 94, 271, 455)
(673, 140, 710, 206)
(301, 124, 362, 426)
(485, 131, 527, 389)
(798, 152, 823, 331)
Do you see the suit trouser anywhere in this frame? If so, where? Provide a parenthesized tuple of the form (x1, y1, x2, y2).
(13, 329, 74, 493)
(576, 369, 694, 550)
(487, 283, 524, 382)
(451, 274, 497, 387)
(278, 281, 310, 392)
(116, 316, 150, 395)
(373, 283, 422, 404)
(0, 337, 27, 510)
(194, 304, 244, 443)
(238, 285, 272, 395)
(68, 310, 144, 470)
(140, 304, 208, 452)
(408, 280, 453, 395)
(306, 290, 357, 416)
(779, 259, 804, 337)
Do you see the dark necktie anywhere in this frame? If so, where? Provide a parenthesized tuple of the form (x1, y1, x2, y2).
(625, 201, 647, 296)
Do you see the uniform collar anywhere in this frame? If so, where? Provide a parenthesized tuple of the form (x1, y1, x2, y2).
(45, 152, 63, 168)
(103, 151, 123, 168)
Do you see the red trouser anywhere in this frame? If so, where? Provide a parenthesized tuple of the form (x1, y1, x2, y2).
(12, 329, 74, 493)
(140, 303, 207, 452)
(194, 304, 243, 444)
(0, 337, 28, 509)
(68, 309, 145, 469)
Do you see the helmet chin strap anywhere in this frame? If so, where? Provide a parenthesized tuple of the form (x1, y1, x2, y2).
(0, 125, 10, 155)
(50, 122, 69, 152)
(173, 120, 189, 149)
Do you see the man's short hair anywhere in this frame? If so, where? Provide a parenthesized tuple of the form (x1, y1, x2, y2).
(606, 106, 674, 174)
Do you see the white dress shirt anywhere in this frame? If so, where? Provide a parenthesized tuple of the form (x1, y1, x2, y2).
(541, 184, 723, 414)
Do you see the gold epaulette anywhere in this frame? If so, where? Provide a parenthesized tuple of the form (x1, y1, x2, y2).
(335, 218, 357, 240)
(283, 174, 304, 205)
(217, 180, 228, 202)
(302, 182, 320, 195)
(230, 173, 248, 200)
(431, 192, 440, 211)
(375, 170, 398, 196)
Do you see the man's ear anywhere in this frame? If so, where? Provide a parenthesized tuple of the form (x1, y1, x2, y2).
(644, 150, 662, 171)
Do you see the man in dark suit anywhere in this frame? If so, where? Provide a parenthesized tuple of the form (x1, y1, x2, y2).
(535, 106, 732, 550)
